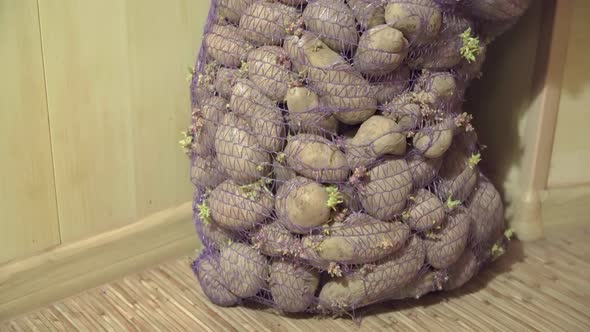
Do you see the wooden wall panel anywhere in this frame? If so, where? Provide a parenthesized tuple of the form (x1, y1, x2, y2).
(0, 0, 60, 263)
(38, 0, 138, 242)
(125, 0, 205, 217)
(548, 1, 590, 187)
(37, 0, 207, 242)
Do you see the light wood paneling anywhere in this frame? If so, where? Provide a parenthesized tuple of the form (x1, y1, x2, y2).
(4, 223, 590, 330)
(37, 0, 206, 242)
(0, 0, 60, 263)
(38, 0, 138, 242)
(548, 1, 590, 188)
(125, 0, 205, 217)
(0, 202, 196, 321)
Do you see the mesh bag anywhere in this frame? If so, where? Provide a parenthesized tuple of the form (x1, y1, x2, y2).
(184, 0, 529, 316)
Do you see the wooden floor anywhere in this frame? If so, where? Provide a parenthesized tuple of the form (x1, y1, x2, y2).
(2, 223, 589, 332)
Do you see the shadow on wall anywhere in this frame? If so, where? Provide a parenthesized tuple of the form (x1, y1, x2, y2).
(559, 2, 590, 98)
(464, 0, 546, 221)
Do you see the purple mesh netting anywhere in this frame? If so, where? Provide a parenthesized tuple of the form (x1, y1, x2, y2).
(186, 0, 529, 317)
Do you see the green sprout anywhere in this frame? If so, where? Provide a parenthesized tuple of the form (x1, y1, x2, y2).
(401, 210, 411, 222)
(468, 153, 482, 169)
(504, 228, 515, 240)
(240, 178, 273, 200)
(326, 185, 344, 211)
(186, 66, 196, 82)
(276, 152, 287, 164)
(256, 164, 265, 172)
(179, 130, 193, 154)
(446, 196, 462, 210)
(425, 231, 441, 241)
(327, 262, 342, 277)
(491, 243, 506, 261)
(197, 200, 211, 225)
(460, 28, 481, 63)
(239, 60, 249, 75)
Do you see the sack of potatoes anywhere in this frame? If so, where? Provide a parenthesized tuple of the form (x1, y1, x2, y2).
(183, 0, 529, 316)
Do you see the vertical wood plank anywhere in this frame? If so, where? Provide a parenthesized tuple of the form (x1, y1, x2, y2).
(0, 0, 60, 263)
(548, 1, 590, 187)
(125, 0, 207, 217)
(38, 0, 138, 242)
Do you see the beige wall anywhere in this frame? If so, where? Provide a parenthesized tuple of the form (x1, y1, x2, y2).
(548, 1, 590, 188)
(0, 0, 207, 264)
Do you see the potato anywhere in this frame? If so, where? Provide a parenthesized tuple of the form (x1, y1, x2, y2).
(191, 155, 225, 190)
(192, 96, 227, 157)
(215, 113, 271, 184)
(247, 46, 297, 102)
(284, 33, 347, 71)
(467, 178, 505, 249)
(285, 87, 339, 135)
(197, 219, 235, 249)
(345, 115, 407, 169)
(286, 34, 377, 125)
(469, 0, 531, 21)
(239, 1, 301, 46)
(413, 121, 454, 159)
(214, 67, 244, 99)
(384, 0, 442, 45)
(354, 25, 408, 75)
(425, 209, 471, 269)
(438, 144, 480, 202)
(320, 88, 378, 125)
(284, 134, 349, 182)
(273, 157, 297, 189)
(302, 213, 410, 265)
(217, 0, 257, 24)
(348, 0, 385, 30)
(229, 79, 285, 152)
(339, 184, 363, 212)
(370, 66, 411, 105)
(388, 270, 444, 300)
(192, 62, 218, 106)
(413, 71, 457, 106)
(302, 0, 358, 53)
(278, 0, 307, 6)
(213, 67, 240, 100)
(209, 180, 274, 231)
(382, 92, 422, 131)
(193, 254, 239, 306)
(359, 159, 413, 220)
(318, 236, 426, 310)
(444, 249, 478, 290)
(478, 19, 517, 43)
(253, 222, 302, 257)
(269, 260, 320, 313)
(407, 13, 473, 70)
(275, 177, 332, 233)
(220, 242, 269, 298)
(407, 150, 443, 188)
(205, 24, 252, 68)
(405, 189, 445, 232)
